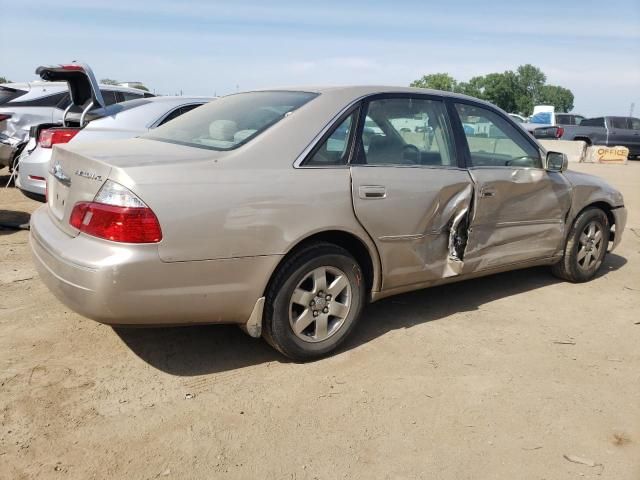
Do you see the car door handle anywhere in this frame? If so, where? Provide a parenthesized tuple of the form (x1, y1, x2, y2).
(358, 185, 387, 199)
(480, 187, 496, 198)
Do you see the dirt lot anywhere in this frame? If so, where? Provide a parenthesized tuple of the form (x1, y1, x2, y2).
(1, 163, 639, 480)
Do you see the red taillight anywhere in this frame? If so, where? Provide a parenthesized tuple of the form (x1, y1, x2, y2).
(0, 114, 11, 122)
(556, 127, 564, 138)
(61, 64, 84, 71)
(69, 202, 162, 243)
(38, 128, 80, 148)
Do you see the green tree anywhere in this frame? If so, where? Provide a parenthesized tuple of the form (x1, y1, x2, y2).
(515, 64, 546, 116)
(455, 75, 485, 99)
(100, 78, 119, 85)
(538, 85, 574, 112)
(410, 73, 457, 92)
(411, 65, 574, 116)
(0, 76, 11, 83)
(481, 71, 520, 113)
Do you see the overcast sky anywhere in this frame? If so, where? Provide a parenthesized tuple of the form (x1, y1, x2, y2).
(2, 0, 639, 117)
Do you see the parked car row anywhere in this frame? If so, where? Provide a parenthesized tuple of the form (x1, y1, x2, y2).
(3, 62, 213, 200)
(27, 82, 627, 360)
(509, 105, 640, 157)
(0, 68, 154, 169)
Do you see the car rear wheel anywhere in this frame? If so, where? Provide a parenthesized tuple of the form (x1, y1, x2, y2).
(263, 242, 365, 361)
(552, 207, 609, 282)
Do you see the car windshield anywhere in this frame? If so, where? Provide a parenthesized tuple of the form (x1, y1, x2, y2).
(143, 91, 318, 151)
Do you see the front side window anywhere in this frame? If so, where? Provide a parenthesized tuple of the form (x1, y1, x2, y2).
(358, 97, 455, 166)
(455, 103, 541, 168)
(144, 91, 317, 151)
(305, 112, 356, 166)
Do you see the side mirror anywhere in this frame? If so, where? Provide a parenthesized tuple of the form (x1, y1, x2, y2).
(546, 151, 568, 172)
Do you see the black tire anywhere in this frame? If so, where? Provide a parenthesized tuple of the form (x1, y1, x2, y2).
(263, 242, 366, 361)
(552, 207, 609, 282)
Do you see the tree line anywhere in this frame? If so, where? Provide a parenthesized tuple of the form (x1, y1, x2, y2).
(410, 64, 574, 116)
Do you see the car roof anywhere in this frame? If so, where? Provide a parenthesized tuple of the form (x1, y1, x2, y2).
(1, 80, 149, 93)
(142, 96, 214, 103)
(239, 85, 500, 109)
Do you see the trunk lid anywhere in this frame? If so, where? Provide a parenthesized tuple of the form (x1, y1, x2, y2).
(47, 145, 112, 237)
(35, 62, 106, 115)
(45, 138, 221, 237)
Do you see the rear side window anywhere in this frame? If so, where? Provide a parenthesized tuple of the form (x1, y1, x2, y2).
(0, 87, 27, 105)
(630, 118, 640, 130)
(8, 91, 67, 108)
(144, 91, 318, 151)
(581, 117, 604, 127)
(120, 92, 144, 102)
(358, 97, 455, 167)
(456, 103, 541, 168)
(157, 104, 204, 127)
(610, 117, 630, 129)
(305, 112, 356, 166)
(555, 114, 571, 125)
(100, 90, 119, 106)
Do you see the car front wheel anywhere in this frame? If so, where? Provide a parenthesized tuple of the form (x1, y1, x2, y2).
(552, 207, 610, 282)
(263, 242, 365, 361)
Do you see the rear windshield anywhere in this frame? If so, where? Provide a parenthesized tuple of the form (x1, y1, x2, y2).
(144, 91, 318, 151)
(0, 86, 27, 106)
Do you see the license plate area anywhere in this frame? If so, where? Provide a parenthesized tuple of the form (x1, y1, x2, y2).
(48, 177, 70, 221)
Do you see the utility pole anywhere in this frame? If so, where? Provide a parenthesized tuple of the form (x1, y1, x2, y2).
(630, 102, 635, 117)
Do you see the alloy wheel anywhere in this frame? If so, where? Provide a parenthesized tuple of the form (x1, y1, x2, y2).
(288, 266, 352, 343)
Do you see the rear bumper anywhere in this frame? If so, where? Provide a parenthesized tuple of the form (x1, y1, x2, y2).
(30, 206, 280, 326)
(16, 146, 50, 196)
(610, 206, 627, 252)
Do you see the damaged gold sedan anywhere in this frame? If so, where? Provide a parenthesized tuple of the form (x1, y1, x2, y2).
(30, 86, 627, 360)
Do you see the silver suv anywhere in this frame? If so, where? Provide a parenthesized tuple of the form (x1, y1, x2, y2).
(0, 63, 153, 169)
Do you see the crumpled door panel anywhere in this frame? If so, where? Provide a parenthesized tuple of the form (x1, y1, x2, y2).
(350, 166, 474, 290)
(463, 168, 571, 272)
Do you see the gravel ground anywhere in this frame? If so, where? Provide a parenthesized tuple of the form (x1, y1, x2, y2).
(1, 163, 638, 479)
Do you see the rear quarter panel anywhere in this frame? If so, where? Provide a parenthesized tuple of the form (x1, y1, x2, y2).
(124, 165, 373, 262)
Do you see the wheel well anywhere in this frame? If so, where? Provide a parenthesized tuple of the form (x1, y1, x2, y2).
(266, 231, 375, 296)
(573, 136, 592, 146)
(580, 202, 615, 237)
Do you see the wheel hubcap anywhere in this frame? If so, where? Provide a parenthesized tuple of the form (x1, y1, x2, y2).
(577, 220, 603, 271)
(289, 266, 352, 343)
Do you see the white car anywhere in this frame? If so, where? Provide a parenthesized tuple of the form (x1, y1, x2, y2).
(0, 62, 153, 169)
(17, 96, 212, 200)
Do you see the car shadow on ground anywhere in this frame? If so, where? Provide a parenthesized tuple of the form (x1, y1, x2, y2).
(0, 210, 31, 234)
(115, 253, 627, 376)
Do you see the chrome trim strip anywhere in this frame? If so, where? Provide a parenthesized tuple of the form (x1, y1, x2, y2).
(378, 231, 441, 242)
(494, 219, 564, 227)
